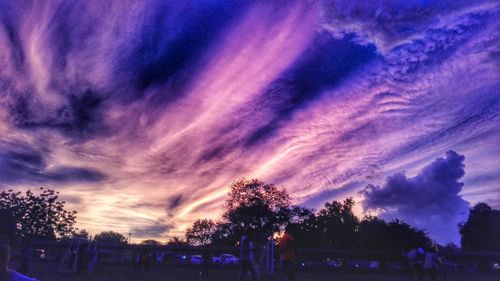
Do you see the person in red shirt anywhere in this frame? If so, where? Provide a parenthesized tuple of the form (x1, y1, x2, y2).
(279, 224, 296, 281)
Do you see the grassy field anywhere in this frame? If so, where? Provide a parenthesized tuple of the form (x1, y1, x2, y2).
(27, 265, 499, 281)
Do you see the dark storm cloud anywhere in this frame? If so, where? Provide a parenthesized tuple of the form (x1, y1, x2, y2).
(118, 0, 248, 101)
(47, 167, 106, 182)
(361, 150, 470, 243)
(52, 89, 108, 137)
(0, 142, 106, 184)
(1, 21, 24, 69)
(7, 89, 108, 139)
(132, 223, 174, 239)
(319, 0, 497, 51)
(166, 194, 184, 212)
(245, 34, 378, 146)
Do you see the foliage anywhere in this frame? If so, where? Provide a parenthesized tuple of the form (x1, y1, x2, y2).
(315, 198, 359, 249)
(94, 231, 127, 244)
(166, 236, 189, 246)
(222, 178, 291, 242)
(184, 179, 434, 251)
(72, 229, 90, 239)
(210, 222, 233, 246)
(141, 239, 161, 246)
(459, 203, 500, 251)
(185, 219, 217, 246)
(441, 243, 460, 253)
(357, 216, 431, 252)
(291, 198, 359, 248)
(0, 188, 77, 240)
(291, 199, 431, 250)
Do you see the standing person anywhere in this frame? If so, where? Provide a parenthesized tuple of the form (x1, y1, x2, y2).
(407, 244, 425, 281)
(424, 247, 440, 281)
(402, 249, 412, 281)
(279, 225, 296, 281)
(139, 248, 151, 272)
(0, 209, 38, 281)
(237, 230, 260, 281)
(201, 245, 211, 281)
(253, 232, 268, 281)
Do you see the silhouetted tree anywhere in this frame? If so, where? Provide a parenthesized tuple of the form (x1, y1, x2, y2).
(222, 178, 291, 243)
(72, 229, 90, 239)
(185, 219, 217, 246)
(141, 239, 161, 246)
(0, 188, 77, 240)
(290, 200, 432, 250)
(459, 203, 500, 251)
(289, 206, 316, 224)
(315, 198, 359, 249)
(441, 243, 460, 254)
(94, 231, 127, 244)
(166, 236, 188, 246)
(288, 207, 322, 248)
(357, 216, 431, 252)
(183, 184, 437, 251)
(210, 222, 233, 246)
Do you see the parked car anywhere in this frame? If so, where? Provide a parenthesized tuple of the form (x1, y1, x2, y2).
(298, 260, 316, 270)
(190, 255, 203, 265)
(212, 254, 239, 265)
(344, 260, 371, 271)
(492, 261, 499, 272)
(369, 261, 381, 270)
(33, 249, 46, 259)
(386, 262, 406, 272)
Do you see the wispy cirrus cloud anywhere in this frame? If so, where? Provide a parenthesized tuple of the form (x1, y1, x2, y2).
(0, 1, 498, 243)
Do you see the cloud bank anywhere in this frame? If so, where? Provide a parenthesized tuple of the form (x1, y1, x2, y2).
(362, 150, 470, 243)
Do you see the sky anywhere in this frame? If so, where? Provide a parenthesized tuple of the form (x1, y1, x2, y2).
(0, 0, 499, 244)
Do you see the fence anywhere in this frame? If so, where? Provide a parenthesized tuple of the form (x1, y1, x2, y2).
(21, 240, 500, 274)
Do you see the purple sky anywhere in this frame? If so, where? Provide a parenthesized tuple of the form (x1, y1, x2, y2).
(1, 0, 499, 244)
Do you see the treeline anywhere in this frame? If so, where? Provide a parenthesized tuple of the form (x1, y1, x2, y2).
(1, 179, 499, 253)
(184, 179, 431, 252)
(183, 178, 500, 253)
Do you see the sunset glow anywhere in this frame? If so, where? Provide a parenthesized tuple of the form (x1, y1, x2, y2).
(1, 0, 499, 244)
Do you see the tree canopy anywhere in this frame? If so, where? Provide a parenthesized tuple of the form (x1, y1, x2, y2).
(166, 236, 189, 246)
(185, 219, 217, 246)
(0, 188, 77, 240)
(141, 239, 162, 246)
(459, 203, 500, 251)
(94, 231, 127, 244)
(221, 178, 291, 242)
(185, 179, 432, 252)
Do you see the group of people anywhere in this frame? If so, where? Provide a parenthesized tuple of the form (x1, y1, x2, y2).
(1, 209, 449, 281)
(406, 245, 441, 281)
(236, 224, 296, 281)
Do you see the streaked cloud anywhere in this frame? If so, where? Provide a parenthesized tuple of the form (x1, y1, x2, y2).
(0, 1, 498, 243)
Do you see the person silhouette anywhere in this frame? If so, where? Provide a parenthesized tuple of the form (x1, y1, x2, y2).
(424, 247, 440, 281)
(201, 245, 211, 280)
(0, 209, 38, 281)
(237, 229, 260, 281)
(406, 244, 425, 281)
(279, 224, 296, 281)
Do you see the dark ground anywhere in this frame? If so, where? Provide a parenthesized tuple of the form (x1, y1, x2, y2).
(26, 263, 499, 281)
